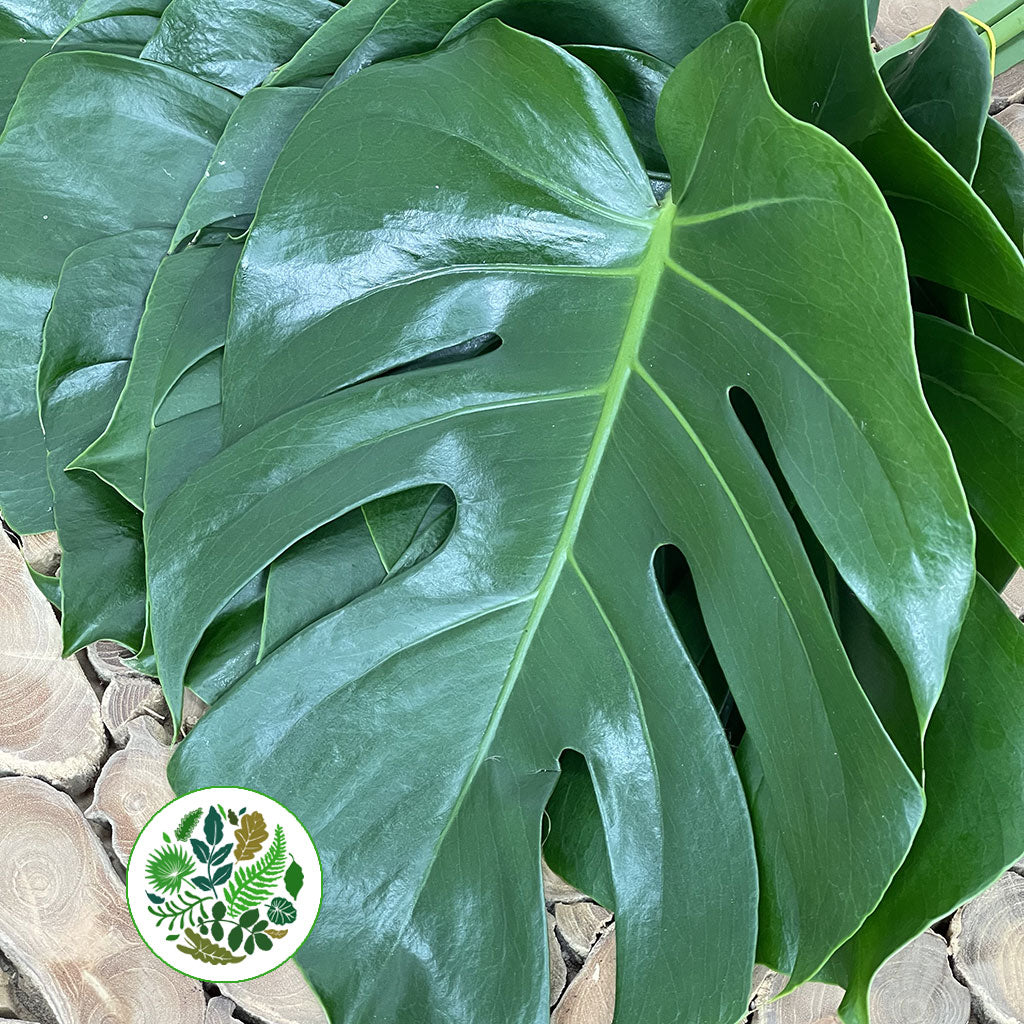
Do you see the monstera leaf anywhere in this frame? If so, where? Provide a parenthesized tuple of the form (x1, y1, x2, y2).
(156, 23, 978, 1021)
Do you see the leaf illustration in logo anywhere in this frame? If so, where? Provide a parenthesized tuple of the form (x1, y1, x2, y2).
(174, 807, 203, 841)
(227, 925, 243, 952)
(204, 805, 224, 847)
(284, 858, 304, 900)
(233, 811, 268, 861)
(267, 897, 296, 926)
(211, 862, 233, 886)
(224, 825, 286, 915)
(210, 842, 234, 866)
(190, 838, 211, 863)
(227, 809, 239, 825)
(176, 927, 246, 965)
(254, 932, 273, 951)
(146, 844, 196, 895)
(265, 928, 288, 939)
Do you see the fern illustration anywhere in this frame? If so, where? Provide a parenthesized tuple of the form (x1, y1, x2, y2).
(223, 825, 287, 916)
(174, 807, 203, 841)
(147, 889, 210, 930)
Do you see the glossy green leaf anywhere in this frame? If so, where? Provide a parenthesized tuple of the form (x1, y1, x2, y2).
(321, 0, 745, 90)
(828, 583, 1024, 1024)
(156, 22, 974, 1018)
(0, 50, 235, 535)
(75, 241, 242, 508)
(879, 9, 991, 183)
(263, 0, 394, 87)
(140, 0, 338, 93)
(565, 45, 671, 178)
(969, 117, 1024, 363)
(38, 228, 171, 652)
(171, 86, 319, 248)
(917, 313, 1024, 564)
(0, 1, 157, 128)
(56, 0, 168, 39)
(743, 0, 1024, 323)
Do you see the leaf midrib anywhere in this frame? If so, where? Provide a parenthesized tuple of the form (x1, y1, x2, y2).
(379, 202, 677, 968)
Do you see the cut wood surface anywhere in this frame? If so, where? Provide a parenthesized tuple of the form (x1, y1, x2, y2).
(950, 872, 1024, 1024)
(86, 717, 175, 866)
(19, 531, 60, 576)
(869, 930, 970, 1024)
(997, 105, 1024, 149)
(872, 0, 969, 47)
(553, 901, 613, 960)
(221, 965, 329, 1024)
(206, 995, 239, 1024)
(86, 639, 140, 685)
(551, 923, 615, 1024)
(1003, 567, 1024, 618)
(548, 911, 567, 1008)
(100, 671, 171, 746)
(0, 533, 105, 794)
(0, 775, 205, 1024)
(751, 978, 842, 1024)
(542, 862, 591, 905)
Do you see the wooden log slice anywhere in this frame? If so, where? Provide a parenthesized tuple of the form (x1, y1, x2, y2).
(19, 531, 60, 576)
(0, 534, 105, 794)
(751, 980, 843, 1024)
(86, 717, 174, 866)
(950, 872, 1024, 1024)
(548, 911, 567, 1008)
(870, 930, 969, 1024)
(873, 0, 970, 48)
(551, 923, 615, 1024)
(221, 965, 329, 1024)
(0, 776, 204, 1024)
(553, 901, 613, 960)
(1003, 567, 1024, 619)
(100, 673, 171, 747)
(206, 996, 240, 1024)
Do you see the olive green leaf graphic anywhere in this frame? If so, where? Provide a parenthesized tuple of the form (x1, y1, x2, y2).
(233, 811, 269, 861)
(224, 825, 286, 915)
(267, 897, 296, 926)
(146, 844, 196, 895)
(265, 928, 288, 939)
(284, 858, 304, 900)
(174, 807, 203, 841)
(176, 927, 246, 965)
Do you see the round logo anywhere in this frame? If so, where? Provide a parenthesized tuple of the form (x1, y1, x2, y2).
(126, 787, 322, 982)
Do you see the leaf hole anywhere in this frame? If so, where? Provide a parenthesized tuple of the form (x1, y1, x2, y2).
(653, 544, 744, 747)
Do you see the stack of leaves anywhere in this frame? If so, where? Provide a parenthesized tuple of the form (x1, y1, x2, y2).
(2, 0, 1024, 1021)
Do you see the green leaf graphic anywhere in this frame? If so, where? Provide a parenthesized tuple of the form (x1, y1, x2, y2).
(176, 927, 246, 965)
(204, 805, 224, 846)
(223, 826, 287, 916)
(267, 897, 296, 926)
(284, 858, 304, 901)
(174, 807, 203, 841)
(145, 844, 196, 895)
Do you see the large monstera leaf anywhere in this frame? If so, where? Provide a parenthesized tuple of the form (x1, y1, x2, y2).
(154, 22, 975, 1021)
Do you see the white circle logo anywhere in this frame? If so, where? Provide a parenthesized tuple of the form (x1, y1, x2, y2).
(126, 787, 322, 982)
